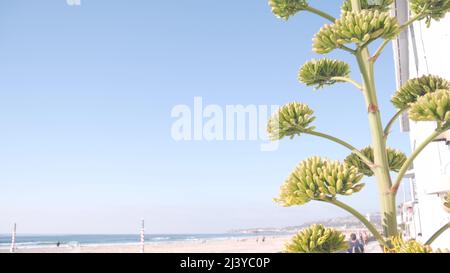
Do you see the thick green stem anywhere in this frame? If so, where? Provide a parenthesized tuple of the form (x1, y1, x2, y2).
(303, 130, 373, 166)
(351, 0, 398, 238)
(425, 222, 450, 246)
(350, 0, 363, 11)
(391, 128, 445, 193)
(356, 48, 398, 238)
(328, 199, 387, 247)
(304, 6, 336, 22)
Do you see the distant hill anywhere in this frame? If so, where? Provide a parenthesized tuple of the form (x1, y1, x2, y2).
(229, 213, 382, 234)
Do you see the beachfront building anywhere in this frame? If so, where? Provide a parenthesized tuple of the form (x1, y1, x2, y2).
(392, 0, 450, 249)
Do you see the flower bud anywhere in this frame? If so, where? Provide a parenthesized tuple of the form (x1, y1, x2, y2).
(313, 10, 400, 54)
(267, 102, 316, 140)
(409, 89, 450, 123)
(298, 59, 351, 89)
(385, 236, 433, 253)
(391, 75, 450, 110)
(276, 157, 364, 206)
(269, 0, 309, 20)
(341, 0, 394, 13)
(285, 224, 348, 253)
(345, 147, 407, 177)
(410, 0, 450, 27)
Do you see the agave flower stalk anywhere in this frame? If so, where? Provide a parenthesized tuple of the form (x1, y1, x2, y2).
(267, 0, 450, 252)
(350, 0, 398, 237)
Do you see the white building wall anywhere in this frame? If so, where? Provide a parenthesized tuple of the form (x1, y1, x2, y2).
(406, 15, 450, 248)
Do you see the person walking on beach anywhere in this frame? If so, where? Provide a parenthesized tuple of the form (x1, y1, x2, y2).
(362, 231, 369, 245)
(347, 233, 364, 253)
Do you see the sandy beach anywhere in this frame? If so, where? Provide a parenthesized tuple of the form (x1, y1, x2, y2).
(0, 235, 383, 253)
(0, 236, 292, 253)
(0, 227, 383, 253)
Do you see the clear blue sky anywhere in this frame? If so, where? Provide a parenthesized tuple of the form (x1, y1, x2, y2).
(0, 0, 411, 234)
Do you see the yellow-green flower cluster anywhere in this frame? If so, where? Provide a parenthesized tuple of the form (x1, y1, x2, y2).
(410, 0, 450, 27)
(267, 102, 316, 140)
(268, 0, 309, 20)
(444, 192, 450, 208)
(276, 157, 364, 206)
(391, 75, 450, 109)
(313, 10, 400, 54)
(385, 236, 433, 253)
(285, 224, 348, 253)
(409, 89, 450, 123)
(298, 59, 351, 89)
(341, 0, 393, 13)
(344, 147, 407, 177)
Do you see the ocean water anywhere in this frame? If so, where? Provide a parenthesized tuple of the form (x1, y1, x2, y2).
(0, 233, 285, 249)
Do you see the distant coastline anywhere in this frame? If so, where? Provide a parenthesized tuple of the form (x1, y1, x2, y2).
(229, 213, 382, 234)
